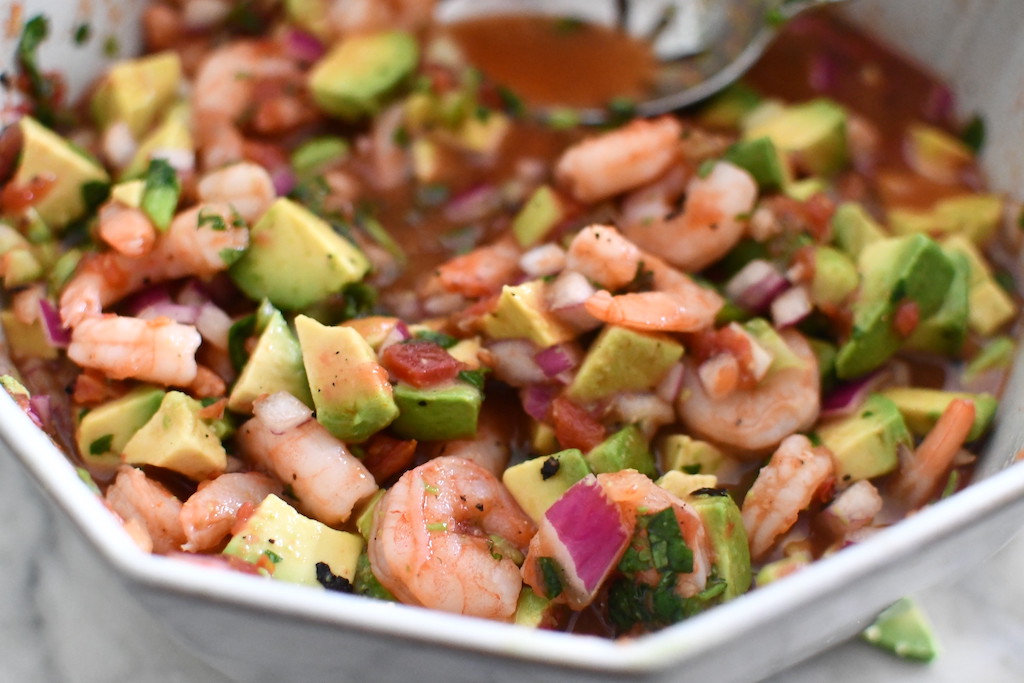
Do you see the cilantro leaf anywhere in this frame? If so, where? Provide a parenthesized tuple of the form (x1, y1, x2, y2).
(141, 159, 180, 231)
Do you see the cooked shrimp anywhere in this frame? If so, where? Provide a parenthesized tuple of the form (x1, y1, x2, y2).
(323, 0, 436, 39)
(191, 40, 303, 125)
(820, 480, 883, 540)
(368, 456, 536, 621)
(179, 472, 282, 552)
(433, 236, 521, 299)
(678, 329, 820, 454)
(742, 434, 834, 560)
(430, 406, 511, 476)
(890, 398, 975, 510)
(555, 116, 683, 203)
(97, 203, 157, 257)
(235, 395, 378, 526)
(105, 465, 186, 555)
(621, 161, 758, 272)
(197, 162, 276, 224)
(566, 225, 723, 333)
(67, 315, 201, 386)
(59, 202, 248, 327)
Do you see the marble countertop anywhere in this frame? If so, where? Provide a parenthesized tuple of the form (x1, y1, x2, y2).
(4, 449, 1024, 683)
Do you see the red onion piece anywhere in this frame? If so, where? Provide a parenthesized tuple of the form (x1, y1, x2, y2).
(725, 259, 790, 312)
(444, 184, 500, 223)
(522, 384, 557, 421)
(284, 28, 326, 63)
(252, 392, 313, 435)
(923, 83, 955, 125)
(820, 371, 883, 418)
(271, 166, 297, 197)
(546, 270, 602, 332)
(37, 299, 70, 348)
(771, 285, 812, 328)
(540, 475, 630, 607)
(534, 343, 578, 379)
(124, 284, 175, 315)
(808, 53, 841, 93)
(378, 320, 411, 354)
(27, 394, 50, 429)
(486, 339, 546, 387)
(176, 279, 211, 307)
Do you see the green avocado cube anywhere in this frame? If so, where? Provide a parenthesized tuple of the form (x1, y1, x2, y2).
(295, 315, 398, 442)
(862, 598, 939, 662)
(121, 103, 193, 180)
(689, 490, 751, 601)
(835, 234, 955, 379)
(585, 424, 656, 477)
(75, 386, 165, 472)
(810, 246, 859, 309)
(309, 31, 419, 120)
(228, 304, 312, 413)
(831, 201, 887, 260)
(514, 587, 557, 629)
(121, 391, 227, 480)
(697, 83, 762, 129)
(881, 387, 997, 442)
(905, 249, 969, 355)
(942, 235, 1017, 336)
(512, 185, 567, 247)
(743, 98, 848, 176)
(816, 393, 912, 485)
(481, 280, 577, 348)
(566, 325, 683, 403)
(0, 310, 56, 360)
(230, 198, 371, 310)
(502, 449, 591, 523)
(11, 117, 109, 229)
(391, 381, 482, 441)
(659, 434, 725, 475)
(905, 122, 974, 181)
(91, 51, 182, 137)
(656, 470, 719, 498)
(722, 137, 791, 191)
(223, 494, 363, 588)
(755, 552, 811, 586)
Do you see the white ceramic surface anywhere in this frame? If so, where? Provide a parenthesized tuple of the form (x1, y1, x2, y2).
(2, 1, 1024, 682)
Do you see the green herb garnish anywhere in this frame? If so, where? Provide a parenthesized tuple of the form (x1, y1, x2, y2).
(140, 159, 180, 231)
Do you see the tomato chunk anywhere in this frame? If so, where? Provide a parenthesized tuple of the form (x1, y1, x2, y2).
(381, 339, 463, 388)
(363, 433, 418, 484)
(551, 395, 606, 451)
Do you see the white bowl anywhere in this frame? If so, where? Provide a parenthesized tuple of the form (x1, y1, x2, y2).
(2, 1, 1024, 681)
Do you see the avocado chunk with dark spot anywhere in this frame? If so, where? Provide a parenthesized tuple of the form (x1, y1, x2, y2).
(816, 393, 912, 484)
(76, 386, 165, 472)
(502, 449, 591, 523)
(585, 424, 656, 478)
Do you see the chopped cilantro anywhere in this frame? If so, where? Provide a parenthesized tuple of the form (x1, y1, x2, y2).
(227, 313, 257, 371)
(140, 159, 180, 231)
(414, 329, 457, 348)
(81, 180, 111, 213)
(392, 125, 411, 148)
(765, 8, 787, 28)
(960, 114, 986, 154)
(315, 561, 355, 593)
(537, 557, 564, 599)
(88, 434, 114, 455)
(16, 15, 61, 127)
(606, 97, 636, 126)
(263, 549, 282, 564)
(73, 23, 91, 46)
(546, 108, 581, 130)
(340, 281, 377, 320)
(497, 86, 525, 119)
(553, 16, 585, 35)
(225, 0, 269, 35)
(102, 35, 120, 58)
(426, 522, 449, 532)
(615, 260, 655, 295)
(198, 209, 227, 231)
(457, 369, 487, 391)
(353, 553, 396, 600)
(219, 246, 245, 267)
(697, 159, 716, 179)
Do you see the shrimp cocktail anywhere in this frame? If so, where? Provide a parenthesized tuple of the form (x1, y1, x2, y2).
(0, 0, 1019, 642)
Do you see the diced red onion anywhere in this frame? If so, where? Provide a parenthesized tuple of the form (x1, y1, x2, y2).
(285, 28, 326, 63)
(770, 285, 812, 328)
(253, 392, 313, 435)
(534, 343, 578, 379)
(724, 259, 790, 312)
(522, 384, 557, 421)
(540, 475, 630, 608)
(655, 362, 685, 403)
(820, 371, 883, 418)
(195, 303, 233, 350)
(546, 270, 602, 332)
(124, 285, 175, 315)
(923, 83, 955, 125)
(176, 279, 211, 307)
(37, 299, 70, 348)
(378, 320, 411, 354)
(486, 339, 546, 387)
(27, 394, 50, 429)
(443, 184, 501, 223)
(271, 166, 297, 197)
(808, 53, 840, 93)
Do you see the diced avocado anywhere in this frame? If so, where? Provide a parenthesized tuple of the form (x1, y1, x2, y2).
(353, 551, 396, 600)
(816, 393, 912, 485)
(481, 280, 577, 348)
(223, 494, 363, 588)
(445, 111, 510, 156)
(295, 315, 398, 442)
(390, 381, 482, 441)
(905, 250, 969, 355)
(861, 598, 939, 662)
(284, 0, 331, 40)
(942, 234, 1017, 336)
(291, 136, 349, 177)
(722, 137, 791, 191)
(656, 470, 718, 498)
(230, 198, 371, 310)
(689, 490, 751, 601)
(905, 122, 973, 181)
(784, 176, 827, 202)
(75, 386, 165, 471)
(411, 138, 442, 183)
(835, 234, 955, 379)
(0, 224, 44, 287)
(309, 31, 418, 120)
(354, 489, 385, 540)
(964, 335, 1015, 383)
(807, 337, 838, 389)
(743, 99, 848, 176)
(122, 103, 193, 180)
(109, 179, 145, 208)
(881, 387, 997, 442)
(91, 51, 182, 138)
(514, 587, 557, 629)
(121, 391, 227, 480)
(755, 551, 811, 586)
(659, 434, 725, 475)
(11, 117, 109, 229)
(743, 318, 803, 374)
(228, 304, 312, 413)
(529, 420, 560, 455)
(810, 246, 859, 309)
(697, 82, 763, 129)
(0, 310, 56, 360)
(741, 99, 787, 132)
(887, 194, 1004, 244)
(585, 424, 656, 477)
(447, 336, 483, 368)
(512, 185, 567, 248)
(832, 202, 887, 260)
(502, 449, 591, 523)
(566, 325, 683, 403)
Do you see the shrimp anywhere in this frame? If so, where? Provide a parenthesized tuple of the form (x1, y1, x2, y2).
(179, 472, 282, 552)
(235, 394, 378, 526)
(430, 406, 512, 476)
(197, 162, 276, 224)
(67, 315, 201, 386)
(323, 0, 436, 39)
(741, 434, 834, 560)
(566, 224, 723, 333)
(621, 161, 758, 273)
(96, 202, 157, 257)
(59, 202, 248, 327)
(105, 465, 186, 555)
(555, 116, 683, 203)
(191, 41, 304, 126)
(368, 456, 536, 621)
(677, 329, 820, 454)
(433, 236, 521, 299)
(890, 398, 975, 510)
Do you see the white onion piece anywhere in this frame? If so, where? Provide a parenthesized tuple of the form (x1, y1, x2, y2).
(545, 269, 596, 310)
(519, 244, 567, 278)
(609, 392, 675, 440)
(655, 362, 685, 403)
(771, 285, 813, 328)
(727, 322, 774, 383)
(486, 339, 546, 387)
(195, 304, 233, 350)
(183, 0, 231, 30)
(151, 147, 196, 173)
(724, 259, 789, 311)
(102, 122, 137, 170)
(252, 392, 313, 435)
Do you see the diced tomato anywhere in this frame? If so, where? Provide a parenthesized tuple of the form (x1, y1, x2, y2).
(687, 326, 759, 390)
(72, 370, 128, 405)
(363, 433, 418, 484)
(551, 396, 605, 451)
(381, 339, 463, 388)
(893, 299, 920, 337)
(1, 173, 55, 213)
